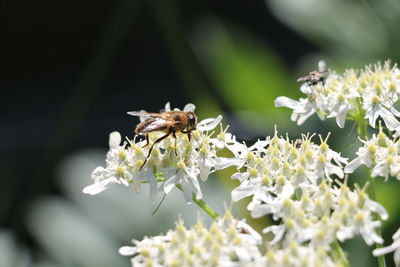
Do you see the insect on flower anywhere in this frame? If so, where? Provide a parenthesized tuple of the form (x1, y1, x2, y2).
(127, 110, 199, 170)
(297, 70, 328, 87)
(294, 138, 303, 149)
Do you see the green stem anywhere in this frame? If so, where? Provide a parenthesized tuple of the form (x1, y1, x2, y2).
(367, 171, 386, 267)
(176, 184, 219, 220)
(140, 178, 165, 183)
(356, 119, 386, 266)
(357, 118, 368, 139)
(331, 241, 350, 267)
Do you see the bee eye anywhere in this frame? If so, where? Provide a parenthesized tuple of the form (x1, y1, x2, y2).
(188, 112, 197, 129)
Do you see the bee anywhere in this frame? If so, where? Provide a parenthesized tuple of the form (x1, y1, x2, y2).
(297, 70, 328, 87)
(127, 110, 199, 170)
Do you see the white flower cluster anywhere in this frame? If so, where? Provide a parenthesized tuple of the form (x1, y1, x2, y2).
(83, 103, 236, 202)
(345, 125, 400, 181)
(373, 227, 400, 267)
(249, 240, 341, 267)
(229, 130, 388, 247)
(275, 60, 400, 131)
(119, 211, 262, 267)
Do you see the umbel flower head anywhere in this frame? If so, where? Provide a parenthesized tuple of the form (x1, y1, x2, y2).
(373, 227, 400, 267)
(345, 123, 400, 181)
(229, 129, 387, 247)
(83, 103, 236, 202)
(249, 240, 342, 267)
(275, 60, 400, 132)
(119, 211, 262, 266)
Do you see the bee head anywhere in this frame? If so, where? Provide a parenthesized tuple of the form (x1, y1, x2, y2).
(188, 112, 198, 131)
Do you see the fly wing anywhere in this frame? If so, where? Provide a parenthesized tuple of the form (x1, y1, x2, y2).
(127, 111, 162, 118)
(127, 111, 162, 122)
(320, 71, 329, 76)
(296, 76, 309, 82)
(137, 117, 169, 133)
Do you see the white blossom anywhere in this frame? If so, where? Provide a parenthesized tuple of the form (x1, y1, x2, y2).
(229, 128, 387, 247)
(119, 212, 262, 266)
(82, 132, 132, 195)
(345, 124, 400, 181)
(248, 240, 341, 267)
(275, 60, 400, 132)
(83, 103, 236, 202)
(373, 228, 400, 267)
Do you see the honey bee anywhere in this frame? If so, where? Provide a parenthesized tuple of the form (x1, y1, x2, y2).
(127, 110, 199, 170)
(297, 70, 328, 87)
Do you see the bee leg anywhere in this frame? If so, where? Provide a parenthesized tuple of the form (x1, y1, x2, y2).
(173, 131, 178, 156)
(182, 129, 194, 142)
(142, 134, 150, 148)
(185, 130, 197, 142)
(182, 129, 189, 136)
(140, 132, 171, 171)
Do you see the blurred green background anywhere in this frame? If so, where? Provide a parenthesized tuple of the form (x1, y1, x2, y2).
(1, 0, 400, 266)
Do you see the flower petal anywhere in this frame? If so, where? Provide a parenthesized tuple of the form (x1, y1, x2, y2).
(231, 182, 254, 202)
(109, 132, 122, 149)
(379, 107, 400, 131)
(164, 102, 171, 111)
(183, 103, 196, 112)
(274, 96, 300, 109)
(336, 104, 348, 128)
(82, 177, 117, 195)
(197, 115, 223, 131)
(119, 246, 137, 256)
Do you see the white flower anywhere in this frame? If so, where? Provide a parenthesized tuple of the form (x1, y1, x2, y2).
(345, 125, 400, 181)
(83, 103, 237, 202)
(275, 96, 317, 126)
(229, 129, 346, 214)
(330, 182, 387, 245)
(248, 240, 341, 267)
(344, 142, 374, 173)
(83, 132, 131, 195)
(373, 228, 400, 266)
(326, 89, 353, 128)
(163, 162, 202, 203)
(276, 60, 400, 132)
(119, 212, 262, 266)
(229, 128, 387, 247)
